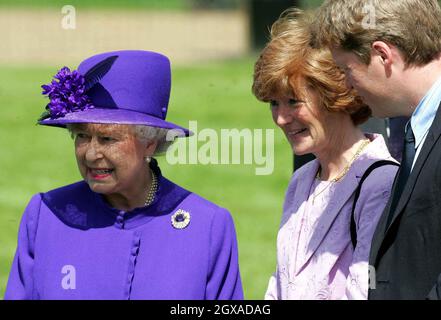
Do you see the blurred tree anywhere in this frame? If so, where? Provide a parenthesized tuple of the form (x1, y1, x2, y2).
(248, 0, 299, 51)
(300, 0, 324, 8)
(188, 0, 241, 9)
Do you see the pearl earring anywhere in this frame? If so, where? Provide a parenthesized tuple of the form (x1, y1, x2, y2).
(145, 156, 151, 163)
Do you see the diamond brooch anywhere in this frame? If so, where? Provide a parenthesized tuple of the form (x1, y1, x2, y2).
(171, 209, 191, 229)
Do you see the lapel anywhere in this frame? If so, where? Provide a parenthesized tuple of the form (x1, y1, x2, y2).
(294, 169, 359, 275)
(282, 160, 318, 276)
(371, 104, 441, 265)
(369, 170, 398, 266)
(385, 104, 441, 233)
(282, 161, 319, 227)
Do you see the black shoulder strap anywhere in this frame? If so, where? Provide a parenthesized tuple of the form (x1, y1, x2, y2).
(350, 160, 399, 248)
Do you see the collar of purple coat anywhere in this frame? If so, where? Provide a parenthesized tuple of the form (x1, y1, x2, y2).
(40, 159, 192, 230)
(281, 133, 397, 274)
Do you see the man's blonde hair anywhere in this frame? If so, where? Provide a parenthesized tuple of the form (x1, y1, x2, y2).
(311, 0, 441, 66)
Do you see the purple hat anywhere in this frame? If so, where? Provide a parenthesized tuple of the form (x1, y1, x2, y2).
(38, 50, 190, 136)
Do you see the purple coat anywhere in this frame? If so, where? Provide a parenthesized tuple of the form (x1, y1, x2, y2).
(4, 164, 243, 300)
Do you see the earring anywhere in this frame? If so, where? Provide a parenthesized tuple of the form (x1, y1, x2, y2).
(145, 156, 151, 163)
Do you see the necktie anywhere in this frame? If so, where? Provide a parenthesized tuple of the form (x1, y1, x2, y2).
(386, 124, 416, 227)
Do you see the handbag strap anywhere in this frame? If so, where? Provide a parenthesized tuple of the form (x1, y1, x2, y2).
(351, 160, 399, 248)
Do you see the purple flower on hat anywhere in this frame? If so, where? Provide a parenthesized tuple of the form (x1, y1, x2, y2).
(39, 66, 93, 121)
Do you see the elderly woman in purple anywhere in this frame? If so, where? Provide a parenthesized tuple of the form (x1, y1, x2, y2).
(5, 50, 243, 300)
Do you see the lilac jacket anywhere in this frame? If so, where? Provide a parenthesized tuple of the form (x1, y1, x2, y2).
(5, 163, 243, 300)
(265, 134, 398, 300)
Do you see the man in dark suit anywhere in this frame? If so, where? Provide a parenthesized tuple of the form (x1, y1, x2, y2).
(311, 0, 441, 299)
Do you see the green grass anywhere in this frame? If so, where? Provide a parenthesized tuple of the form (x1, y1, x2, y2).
(0, 0, 323, 10)
(0, 0, 188, 10)
(300, 0, 324, 9)
(0, 57, 293, 299)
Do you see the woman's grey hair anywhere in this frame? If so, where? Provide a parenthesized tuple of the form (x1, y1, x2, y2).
(66, 123, 179, 156)
(132, 125, 176, 155)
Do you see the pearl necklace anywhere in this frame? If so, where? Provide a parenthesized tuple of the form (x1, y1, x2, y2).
(312, 139, 370, 204)
(144, 170, 158, 207)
